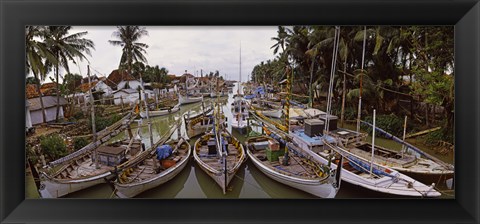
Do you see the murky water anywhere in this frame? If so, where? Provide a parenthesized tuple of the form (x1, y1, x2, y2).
(27, 83, 454, 199)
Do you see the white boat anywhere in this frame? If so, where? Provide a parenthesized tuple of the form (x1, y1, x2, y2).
(231, 98, 249, 131)
(246, 100, 283, 118)
(260, 109, 283, 118)
(38, 109, 138, 198)
(193, 116, 246, 194)
(178, 93, 203, 105)
(39, 133, 142, 198)
(114, 137, 191, 198)
(288, 122, 441, 197)
(140, 105, 180, 118)
(246, 136, 341, 198)
(328, 127, 454, 181)
(322, 140, 441, 197)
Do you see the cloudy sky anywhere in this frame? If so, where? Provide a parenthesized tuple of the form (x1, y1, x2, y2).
(40, 26, 279, 82)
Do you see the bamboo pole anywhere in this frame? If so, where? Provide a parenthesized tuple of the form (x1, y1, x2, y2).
(340, 51, 348, 128)
(357, 26, 367, 134)
(87, 65, 99, 169)
(370, 109, 376, 176)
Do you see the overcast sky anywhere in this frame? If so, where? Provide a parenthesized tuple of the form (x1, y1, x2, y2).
(38, 26, 279, 83)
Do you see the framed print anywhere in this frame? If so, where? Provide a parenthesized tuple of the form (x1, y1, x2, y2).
(1, 0, 479, 223)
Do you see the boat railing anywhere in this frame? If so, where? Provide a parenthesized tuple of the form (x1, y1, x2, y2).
(48, 107, 136, 167)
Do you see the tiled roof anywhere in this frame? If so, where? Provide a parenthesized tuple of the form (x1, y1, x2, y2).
(77, 81, 98, 93)
(106, 69, 138, 88)
(26, 83, 58, 99)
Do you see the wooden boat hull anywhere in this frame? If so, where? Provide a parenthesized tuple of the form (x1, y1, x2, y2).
(178, 94, 203, 105)
(187, 125, 212, 138)
(259, 109, 282, 118)
(193, 133, 246, 194)
(246, 146, 337, 198)
(114, 140, 192, 198)
(139, 106, 180, 118)
(39, 172, 115, 198)
(320, 141, 441, 197)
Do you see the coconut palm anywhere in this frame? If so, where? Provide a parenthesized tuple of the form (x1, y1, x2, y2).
(43, 26, 95, 122)
(26, 26, 57, 123)
(108, 26, 149, 75)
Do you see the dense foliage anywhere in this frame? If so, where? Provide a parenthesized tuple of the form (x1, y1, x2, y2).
(252, 26, 454, 142)
(40, 134, 68, 160)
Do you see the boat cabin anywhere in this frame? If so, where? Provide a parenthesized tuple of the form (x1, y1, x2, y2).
(96, 146, 127, 166)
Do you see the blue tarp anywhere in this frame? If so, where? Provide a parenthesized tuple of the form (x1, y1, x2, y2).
(244, 94, 256, 99)
(156, 145, 173, 160)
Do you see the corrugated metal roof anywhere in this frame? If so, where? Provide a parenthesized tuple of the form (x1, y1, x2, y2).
(27, 96, 67, 111)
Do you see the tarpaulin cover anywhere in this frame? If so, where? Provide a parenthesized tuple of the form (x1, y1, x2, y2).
(156, 145, 173, 160)
(244, 94, 256, 99)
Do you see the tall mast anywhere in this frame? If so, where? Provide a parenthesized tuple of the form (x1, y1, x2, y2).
(239, 42, 241, 94)
(356, 26, 367, 133)
(139, 71, 154, 149)
(87, 65, 99, 169)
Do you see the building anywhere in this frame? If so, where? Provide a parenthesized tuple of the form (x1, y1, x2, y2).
(113, 89, 141, 105)
(27, 95, 68, 125)
(106, 69, 141, 91)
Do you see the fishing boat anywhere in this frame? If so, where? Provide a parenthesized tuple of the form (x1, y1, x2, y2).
(178, 75, 204, 105)
(193, 103, 246, 193)
(231, 96, 249, 133)
(38, 67, 141, 198)
(114, 136, 191, 198)
(231, 45, 249, 133)
(39, 133, 142, 198)
(247, 99, 283, 118)
(322, 139, 441, 197)
(178, 92, 203, 105)
(329, 124, 454, 180)
(183, 105, 220, 139)
(140, 104, 180, 118)
(245, 135, 342, 198)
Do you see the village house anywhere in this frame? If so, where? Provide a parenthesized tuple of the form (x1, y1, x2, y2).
(112, 89, 153, 105)
(67, 77, 113, 105)
(26, 84, 68, 125)
(106, 69, 142, 91)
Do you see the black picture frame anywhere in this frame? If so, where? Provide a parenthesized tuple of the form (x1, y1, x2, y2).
(1, 0, 479, 223)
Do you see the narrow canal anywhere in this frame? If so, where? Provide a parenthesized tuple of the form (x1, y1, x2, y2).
(27, 83, 454, 199)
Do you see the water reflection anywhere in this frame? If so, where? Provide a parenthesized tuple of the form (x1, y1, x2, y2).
(63, 83, 450, 199)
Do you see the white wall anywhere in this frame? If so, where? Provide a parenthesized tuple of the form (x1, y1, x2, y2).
(117, 80, 141, 91)
(30, 107, 64, 125)
(26, 108, 32, 129)
(96, 81, 113, 96)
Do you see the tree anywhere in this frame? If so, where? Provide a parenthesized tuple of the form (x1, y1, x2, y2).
(26, 26, 57, 123)
(43, 26, 94, 122)
(109, 26, 149, 75)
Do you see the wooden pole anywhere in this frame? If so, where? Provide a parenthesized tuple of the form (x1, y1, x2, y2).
(340, 52, 348, 128)
(370, 109, 376, 176)
(87, 65, 99, 169)
(356, 26, 367, 134)
(401, 115, 407, 158)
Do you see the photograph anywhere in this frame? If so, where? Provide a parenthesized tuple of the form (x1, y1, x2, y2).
(25, 25, 455, 199)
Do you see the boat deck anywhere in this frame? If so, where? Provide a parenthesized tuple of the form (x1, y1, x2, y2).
(198, 144, 240, 171)
(122, 141, 190, 183)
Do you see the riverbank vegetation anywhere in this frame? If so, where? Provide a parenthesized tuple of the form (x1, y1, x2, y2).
(251, 26, 454, 144)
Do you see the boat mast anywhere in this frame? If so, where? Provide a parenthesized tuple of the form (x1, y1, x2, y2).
(370, 109, 376, 176)
(237, 42, 242, 123)
(87, 65, 99, 169)
(325, 26, 340, 133)
(138, 70, 154, 149)
(356, 26, 367, 133)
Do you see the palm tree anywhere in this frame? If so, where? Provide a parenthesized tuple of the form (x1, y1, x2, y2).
(26, 26, 57, 123)
(43, 26, 95, 122)
(108, 26, 149, 75)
